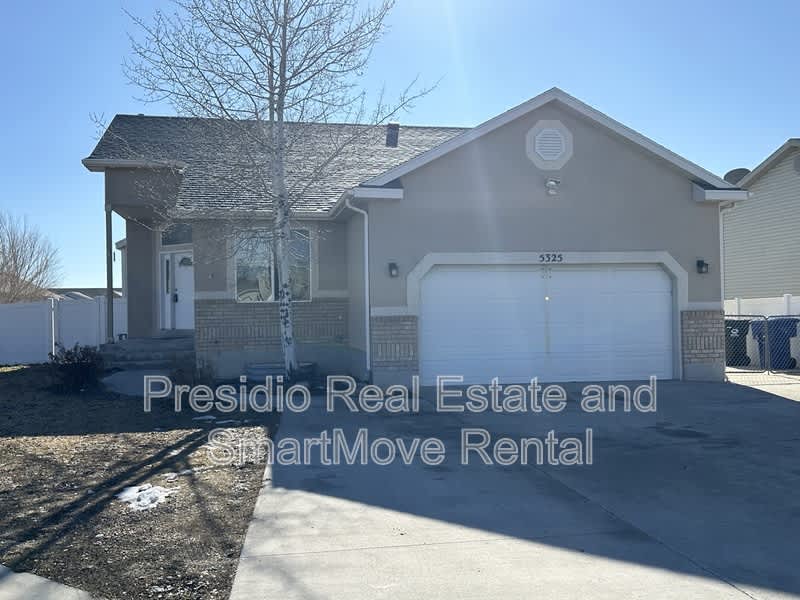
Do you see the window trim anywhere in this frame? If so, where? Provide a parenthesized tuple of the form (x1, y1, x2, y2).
(234, 228, 313, 304)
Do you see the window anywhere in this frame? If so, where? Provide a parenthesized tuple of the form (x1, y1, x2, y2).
(287, 230, 311, 300)
(162, 223, 193, 246)
(236, 229, 310, 302)
(236, 236, 272, 302)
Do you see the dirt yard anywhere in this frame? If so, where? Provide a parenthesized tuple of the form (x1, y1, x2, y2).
(0, 365, 277, 600)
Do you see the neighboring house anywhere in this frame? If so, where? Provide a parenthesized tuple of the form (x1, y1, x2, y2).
(722, 139, 800, 307)
(83, 88, 746, 384)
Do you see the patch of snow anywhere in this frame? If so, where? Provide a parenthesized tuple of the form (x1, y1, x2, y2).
(116, 484, 178, 511)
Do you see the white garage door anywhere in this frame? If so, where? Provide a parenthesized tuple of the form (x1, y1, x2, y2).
(419, 264, 673, 384)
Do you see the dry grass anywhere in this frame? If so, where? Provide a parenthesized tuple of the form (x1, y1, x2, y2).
(0, 366, 277, 599)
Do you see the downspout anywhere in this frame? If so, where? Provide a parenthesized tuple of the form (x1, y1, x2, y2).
(345, 195, 371, 380)
(719, 201, 736, 313)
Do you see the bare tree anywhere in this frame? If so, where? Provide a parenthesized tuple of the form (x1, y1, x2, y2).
(0, 211, 60, 304)
(125, 0, 431, 378)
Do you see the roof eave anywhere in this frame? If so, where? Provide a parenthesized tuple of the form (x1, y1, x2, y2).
(328, 185, 405, 219)
(82, 158, 188, 172)
(693, 184, 749, 203)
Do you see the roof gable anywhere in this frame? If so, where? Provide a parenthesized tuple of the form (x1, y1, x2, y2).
(738, 139, 800, 188)
(363, 87, 734, 190)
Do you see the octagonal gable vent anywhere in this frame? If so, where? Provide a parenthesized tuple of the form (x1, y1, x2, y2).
(526, 120, 573, 171)
(535, 128, 565, 161)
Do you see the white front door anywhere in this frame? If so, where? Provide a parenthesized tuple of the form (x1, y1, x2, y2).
(419, 264, 673, 384)
(161, 251, 195, 330)
(173, 252, 195, 329)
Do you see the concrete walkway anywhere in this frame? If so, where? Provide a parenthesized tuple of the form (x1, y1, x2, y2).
(230, 380, 800, 599)
(726, 369, 800, 400)
(101, 369, 170, 397)
(0, 565, 92, 600)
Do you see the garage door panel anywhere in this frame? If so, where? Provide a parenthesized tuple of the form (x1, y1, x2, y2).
(422, 357, 547, 382)
(419, 264, 673, 384)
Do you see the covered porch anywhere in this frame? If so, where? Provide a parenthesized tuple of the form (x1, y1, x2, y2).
(98, 178, 195, 342)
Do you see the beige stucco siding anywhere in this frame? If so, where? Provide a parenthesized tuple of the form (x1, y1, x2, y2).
(125, 220, 158, 337)
(346, 214, 366, 352)
(193, 221, 228, 293)
(317, 223, 348, 292)
(723, 149, 800, 298)
(105, 168, 181, 219)
(368, 103, 721, 308)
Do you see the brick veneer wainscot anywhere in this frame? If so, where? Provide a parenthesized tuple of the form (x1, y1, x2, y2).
(681, 310, 725, 365)
(195, 298, 348, 353)
(371, 315, 418, 371)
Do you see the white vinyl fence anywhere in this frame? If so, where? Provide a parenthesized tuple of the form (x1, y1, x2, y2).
(0, 297, 127, 365)
(725, 294, 800, 316)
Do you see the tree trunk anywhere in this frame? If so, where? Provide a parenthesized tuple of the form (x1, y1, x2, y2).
(271, 118, 299, 379)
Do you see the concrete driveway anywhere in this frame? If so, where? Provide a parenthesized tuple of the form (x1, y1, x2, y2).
(231, 380, 800, 599)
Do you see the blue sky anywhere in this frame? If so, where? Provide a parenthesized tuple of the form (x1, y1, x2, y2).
(1, 0, 798, 286)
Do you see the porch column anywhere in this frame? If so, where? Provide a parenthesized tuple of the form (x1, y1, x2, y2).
(105, 204, 114, 343)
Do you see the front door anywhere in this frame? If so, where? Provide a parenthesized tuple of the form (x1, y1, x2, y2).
(173, 252, 195, 329)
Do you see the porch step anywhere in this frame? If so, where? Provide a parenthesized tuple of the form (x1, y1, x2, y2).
(101, 338, 195, 354)
(106, 358, 194, 371)
(101, 335, 195, 372)
(102, 349, 196, 363)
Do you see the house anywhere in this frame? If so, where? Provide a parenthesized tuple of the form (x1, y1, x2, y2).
(722, 139, 800, 314)
(83, 87, 746, 384)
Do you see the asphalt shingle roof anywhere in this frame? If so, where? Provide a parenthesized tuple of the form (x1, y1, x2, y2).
(87, 115, 466, 217)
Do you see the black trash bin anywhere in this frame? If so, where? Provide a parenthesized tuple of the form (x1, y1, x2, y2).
(767, 317, 799, 370)
(725, 319, 751, 367)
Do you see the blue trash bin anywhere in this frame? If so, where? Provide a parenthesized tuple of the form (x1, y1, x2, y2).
(767, 317, 799, 370)
(752, 318, 799, 370)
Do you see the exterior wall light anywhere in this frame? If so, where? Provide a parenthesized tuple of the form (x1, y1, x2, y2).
(545, 178, 560, 196)
(388, 262, 399, 278)
(696, 259, 709, 274)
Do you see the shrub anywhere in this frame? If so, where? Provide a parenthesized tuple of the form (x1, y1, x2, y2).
(48, 343, 104, 393)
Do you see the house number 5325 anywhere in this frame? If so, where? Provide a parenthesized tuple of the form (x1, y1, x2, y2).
(539, 253, 564, 263)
